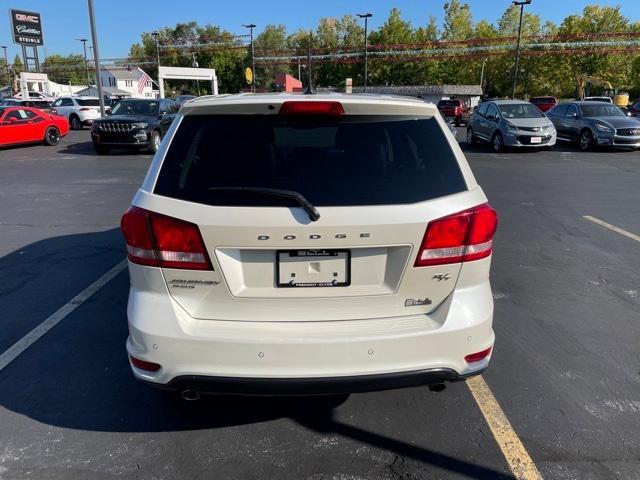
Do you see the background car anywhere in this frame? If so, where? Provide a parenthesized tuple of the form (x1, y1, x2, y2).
(51, 96, 102, 130)
(0, 106, 69, 147)
(466, 100, 556, 152)
(176, 95, 197, 108)
(91, 98, 178, 154)
(626, 100, 640, 117)
(529, 96, 557, 112)
(583, 96, 613, 103)
(436, 98, 470, 126)
(1, 98, 55, 114)
(546, 101, 640, 150)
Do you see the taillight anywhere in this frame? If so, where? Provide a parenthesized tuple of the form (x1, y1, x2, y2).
(414, 203, 497, 267)
(279, 101, 345, 116)
(120, 206, 212, 270)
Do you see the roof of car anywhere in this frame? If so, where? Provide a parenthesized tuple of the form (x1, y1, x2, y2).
(180, 92, 437, 116)
(487, 99, 532, 105)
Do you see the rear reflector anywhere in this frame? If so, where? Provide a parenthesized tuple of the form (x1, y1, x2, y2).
(129, 356, 161, 372)
(464, 347, 492, 363)
(415, 203, 497, 267)
(279, 101, 345, 116)
(120, 206, 212, 270)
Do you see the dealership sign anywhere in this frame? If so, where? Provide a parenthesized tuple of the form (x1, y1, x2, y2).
(10, 9, 44, 46)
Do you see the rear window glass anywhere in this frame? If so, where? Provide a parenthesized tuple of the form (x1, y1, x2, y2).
(438, 100, 459, 107)
(76, 98, 100, 106)
(154, 115, 467, 207)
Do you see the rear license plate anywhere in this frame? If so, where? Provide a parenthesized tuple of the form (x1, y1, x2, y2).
(277, 250, 350, 287)
(530, 136, 542, 144)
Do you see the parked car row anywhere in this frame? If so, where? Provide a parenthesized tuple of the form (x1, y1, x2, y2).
(466, 98, 640, 152)
(0, 105, 69, 148)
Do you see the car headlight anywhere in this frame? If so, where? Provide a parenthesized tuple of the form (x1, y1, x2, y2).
(594, 124, 613, 133)
(505, 122, 518, 131)
(130, 122, 148, 129)
(543, 124, 554, 131)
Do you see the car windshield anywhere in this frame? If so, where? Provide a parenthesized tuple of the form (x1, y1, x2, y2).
(580, 104, 625, 117)
(155, 115, 467, 207)
(111, 100, 158, 115)
(498, 103, 545, 118)
(76, 98, 100, 106)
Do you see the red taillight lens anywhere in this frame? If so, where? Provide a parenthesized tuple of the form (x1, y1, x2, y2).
(130, 356, 161, 372)
(464, 347, 492, 363)
(120, 206, 212, 270)
(279, 101, 345, 116)
(415, 203, 497, 267)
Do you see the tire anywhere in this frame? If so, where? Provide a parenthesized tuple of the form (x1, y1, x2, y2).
(69, 115, 82, 130)
(148, 130, 161, 153)
(492, 131, 504, 153)
(43, 127, 60, 146)
(93, 143, 110, 155)
(578, 129, 593, 151)
(466, 127, 477, 145)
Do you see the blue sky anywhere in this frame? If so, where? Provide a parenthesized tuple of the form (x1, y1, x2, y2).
(3, 0, 639, 60)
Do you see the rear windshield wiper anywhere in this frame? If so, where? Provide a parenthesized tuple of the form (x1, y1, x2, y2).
(207, 186, 320, 222)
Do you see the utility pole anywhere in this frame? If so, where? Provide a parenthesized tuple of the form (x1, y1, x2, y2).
(1, 46, 10, 91)
(511, 0, 531, 99)
(242, 24, 256, 92)
(151, 32, 160, 71)
(479, 58, 488, 90)
(76, 38, 90, 87)
(191, 52, 200, 95)
(357, 13, 372, 93)
(87, 0, 106, 116)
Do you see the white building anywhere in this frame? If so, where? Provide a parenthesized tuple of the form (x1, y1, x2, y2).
(98, 67, 154, 98)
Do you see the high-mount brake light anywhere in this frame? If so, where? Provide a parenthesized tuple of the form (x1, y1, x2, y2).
(120, 206, 212, 270)
(279, 101, 345, 116)
(414, 203, 498, 267)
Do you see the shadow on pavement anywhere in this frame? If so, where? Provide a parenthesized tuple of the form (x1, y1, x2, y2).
(0, 229, 513, 479)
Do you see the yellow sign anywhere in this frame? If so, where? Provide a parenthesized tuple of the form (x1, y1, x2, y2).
(245, 67, 253, 84)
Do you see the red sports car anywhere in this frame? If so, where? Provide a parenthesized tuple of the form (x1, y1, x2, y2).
(0, 106, 69, 148)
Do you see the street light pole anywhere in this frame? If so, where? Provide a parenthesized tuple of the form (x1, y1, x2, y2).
(1, 46, 10, 91)
(357, 13, 372, 93)
(479, 58, 488, 90)
(76, 38, 90, 87)
(151, 32, 160, 70)
(242, 24, 256, 92)
(87, 0, 106, 116)
(192, 52, 200, 95)
(511, 0, 531, 99)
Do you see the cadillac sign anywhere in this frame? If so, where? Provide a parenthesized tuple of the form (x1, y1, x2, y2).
(10, 9, 44, 46)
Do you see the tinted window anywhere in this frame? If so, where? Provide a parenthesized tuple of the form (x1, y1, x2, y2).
(438, 100, 459, 107)
(566, 105, 578, 117)
(486, 104, 499, 119)
(5, 110, 30, 121)
(76, 98, 100, 106)
(580, 104, 625, 117)
(498, 103, 544, 118)
(530, 97, 555, 104)
(155, 115, 467, 207)
(61, 98, 74, 107)
(476, 102, 489, 116)
(549, 104, 568, 117)
(112, 100, 158, 115)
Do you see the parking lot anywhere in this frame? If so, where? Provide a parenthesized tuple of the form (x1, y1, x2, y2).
(1, 128, 639, 480)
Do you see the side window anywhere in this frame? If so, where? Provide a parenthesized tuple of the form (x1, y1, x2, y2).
(486, 104, 499, 119)
(550, 104, 567, 117)
(477, 102, 489, 117)
(566, 105, 578, 118)
(5, 110, 29, 122)
(52, 99, 63, 107)
(24, 110, 38, 119)
(159, 100, 170, 114)
(61, 98, 74, 107)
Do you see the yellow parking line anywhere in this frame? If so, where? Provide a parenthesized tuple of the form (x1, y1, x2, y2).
(466, 376, 543, 480)
(583, 215, 640, 243)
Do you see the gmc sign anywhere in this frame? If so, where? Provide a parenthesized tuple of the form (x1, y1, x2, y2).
(10, 9, 44, 46)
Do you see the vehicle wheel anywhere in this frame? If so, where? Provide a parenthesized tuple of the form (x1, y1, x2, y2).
(69, 115, 82, 130)
(93, 144, 110, 155)
(578, 129, 593, 151)
(148, 130, 161, 153)
(43, 127, 60, 146)
(466, 127, 477, 145)
(491, 132, 504, 153)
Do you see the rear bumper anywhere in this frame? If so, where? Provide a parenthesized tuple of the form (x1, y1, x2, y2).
(125, 261, 495, 394)
(139, 367, 485, 395)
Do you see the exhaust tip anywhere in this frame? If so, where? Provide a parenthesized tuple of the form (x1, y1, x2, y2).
(181, 390, 200, 401)
(429, 383, 446, 393)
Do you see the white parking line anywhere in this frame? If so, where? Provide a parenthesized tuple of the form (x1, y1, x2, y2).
(0, 259, 127, 372)
(467, 376, 543, 480)
(583, 215, 640, 243)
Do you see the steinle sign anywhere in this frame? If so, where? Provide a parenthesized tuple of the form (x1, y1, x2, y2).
(10, 9, 44, 46)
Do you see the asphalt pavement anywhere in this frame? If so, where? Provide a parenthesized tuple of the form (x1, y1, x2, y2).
(0, 129, 639, 479)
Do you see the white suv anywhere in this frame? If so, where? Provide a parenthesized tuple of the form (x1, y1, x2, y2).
(51, 96, 102, 130)
(121, 94, 498, 396)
